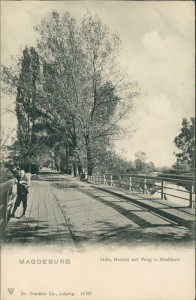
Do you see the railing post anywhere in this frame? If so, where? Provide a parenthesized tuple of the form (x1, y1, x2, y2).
(161, 180, 164, 199)
(110, 175, 113, 186)
(110, 175, 115, 187)
(103, 174, 107, 185)
(129, 177, 133, 191)
(119, 175, 121, 188)
(143, 178, 148, 194)
(189, 184, 193, 208)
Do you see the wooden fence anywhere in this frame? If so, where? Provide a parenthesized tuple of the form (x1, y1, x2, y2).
(0, 179, 16, 239)
(87, 173, 195, 208)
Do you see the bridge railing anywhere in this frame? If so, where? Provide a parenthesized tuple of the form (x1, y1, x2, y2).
(0, 179, 17, 239)
(87, 173, 195, 208)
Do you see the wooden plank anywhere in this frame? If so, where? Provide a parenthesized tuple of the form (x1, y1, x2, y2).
(4, 182, 75, 249)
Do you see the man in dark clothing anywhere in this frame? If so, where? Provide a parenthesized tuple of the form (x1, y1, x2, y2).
(12, 166, 20, 178)
(11, 169, 30, 218)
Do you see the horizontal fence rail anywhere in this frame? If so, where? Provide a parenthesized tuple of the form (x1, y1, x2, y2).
(87, 173, 195, 208)
(0, 179, 17, 239)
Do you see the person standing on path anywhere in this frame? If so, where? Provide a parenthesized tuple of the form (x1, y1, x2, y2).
(11, 169, 30, 218)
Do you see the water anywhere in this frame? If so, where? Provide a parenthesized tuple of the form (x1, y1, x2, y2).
(152, 182, 194, 207)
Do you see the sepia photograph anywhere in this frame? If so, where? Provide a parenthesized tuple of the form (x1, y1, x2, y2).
(1, 1, 195, 300)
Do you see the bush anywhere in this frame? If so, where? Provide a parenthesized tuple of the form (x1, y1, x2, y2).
(0, 162, 13, 184)
(19, 164, 40, 174)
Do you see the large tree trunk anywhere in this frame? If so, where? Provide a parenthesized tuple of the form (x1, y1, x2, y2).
(73, 162, 77, 177)
(86, 145, 93, 176)
(78, 161, 83, 176)
(54, 156, 60, 171)
(85, 134, 94, 176)
(54, 147, 60, 171)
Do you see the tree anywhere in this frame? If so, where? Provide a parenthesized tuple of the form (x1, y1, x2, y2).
(14, 47, 41, 171)
(94, 149, 135, 174)
(34, 11, 140, 175)
(148, 161, 156, 172)
(134, 151, 147, 171)
(174, 118, 195, 170)
(0, 127, 16, 170)
(2, 11, 140, 176)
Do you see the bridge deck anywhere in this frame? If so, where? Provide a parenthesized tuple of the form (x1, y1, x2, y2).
(93, 185, 195, 228)
(4, 181, 75, 249)
(3, 174, 195, 250)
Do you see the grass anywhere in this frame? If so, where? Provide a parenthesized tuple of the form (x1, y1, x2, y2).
(50, 182, 79, 189)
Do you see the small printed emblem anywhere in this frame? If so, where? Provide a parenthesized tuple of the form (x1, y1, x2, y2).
(8, 288, 15, 295)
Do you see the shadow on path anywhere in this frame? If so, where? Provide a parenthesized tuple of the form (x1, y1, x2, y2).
(77, 188, 195, 246)
(4, 218, 72, 244)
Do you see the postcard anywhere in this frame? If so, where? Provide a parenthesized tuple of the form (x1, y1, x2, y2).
(1, 1, 195, 300)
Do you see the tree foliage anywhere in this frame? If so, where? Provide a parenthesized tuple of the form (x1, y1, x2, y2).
(134, 151, 147, 171)
(2, 11, 141, 175)
(34, 11, 140, 175)
(14, 47, 41, 169)
(174, 118, 195, 169)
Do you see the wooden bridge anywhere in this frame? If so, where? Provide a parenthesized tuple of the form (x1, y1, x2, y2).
(1, 171, 195, 250)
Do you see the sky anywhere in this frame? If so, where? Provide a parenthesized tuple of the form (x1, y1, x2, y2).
(1, 1, 195, 167)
